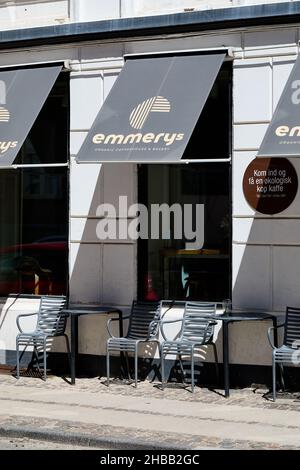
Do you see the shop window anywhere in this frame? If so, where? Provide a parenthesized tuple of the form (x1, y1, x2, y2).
(138, 163, 231, 301)
(0, 74, 69, 296)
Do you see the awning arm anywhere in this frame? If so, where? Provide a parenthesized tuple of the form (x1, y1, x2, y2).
(0, 60, 69, 71)
(124, 47, 233, 60)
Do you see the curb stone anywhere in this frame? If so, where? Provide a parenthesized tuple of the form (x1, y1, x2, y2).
(0, 423, 299, 450)
(0, 425, 191, 451)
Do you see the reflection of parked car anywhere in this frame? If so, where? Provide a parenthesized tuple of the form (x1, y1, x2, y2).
(34, 236, 67, 243)
(0, 240, 67, 296)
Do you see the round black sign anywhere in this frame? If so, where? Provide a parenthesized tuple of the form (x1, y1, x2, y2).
(243, 158, 298, 215)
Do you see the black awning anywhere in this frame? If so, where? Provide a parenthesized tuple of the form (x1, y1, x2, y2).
(76, 53, 226, 163)
(0, 65, 62, 167)
(258, 55, 300, 158)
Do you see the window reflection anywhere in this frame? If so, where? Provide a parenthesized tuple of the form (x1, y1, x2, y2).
(0, 168, 68, 296)
(0, 73, 69, 296)
(138, 164, 231, 301)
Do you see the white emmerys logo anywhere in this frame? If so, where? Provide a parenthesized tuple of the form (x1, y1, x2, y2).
(92, 94, 183, 147)
(0, 80, 18, 155)
(129, 96, 171, 130)
(0, 80, 10, 122)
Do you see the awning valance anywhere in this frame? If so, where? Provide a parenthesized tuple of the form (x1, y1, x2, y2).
(258, 55, 300, 158)
(76, 52, 226, 163)
(0, 65, 62, 167)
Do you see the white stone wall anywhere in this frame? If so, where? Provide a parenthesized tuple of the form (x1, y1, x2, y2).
(1, 20, 300, 365)
(70, 0, 121, 23)
(0, 1, 296, 31)
(121, 0, 292, 18)
(0, 0, 70, 29)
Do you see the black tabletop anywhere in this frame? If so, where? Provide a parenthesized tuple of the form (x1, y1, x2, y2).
(62, 306, 122, 316)
(211, 311, 276, 321)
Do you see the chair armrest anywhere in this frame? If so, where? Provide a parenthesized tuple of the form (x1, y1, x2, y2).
(159, 318, 183, 341)
(181, 315, 217, 344)
(202, 320, 218, 343)
(106, 315, 130, 338)
(16, 312, 38, 333)
(267, 324, 284, 349)
(146, 320, 161, 340)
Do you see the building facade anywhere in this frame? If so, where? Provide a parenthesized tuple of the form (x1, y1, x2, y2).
(0, 0, 300, 385)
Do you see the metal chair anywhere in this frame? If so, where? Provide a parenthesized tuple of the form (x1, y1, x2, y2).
(160, 301, 218, 392)
(16, 295, 70, 380)
(268, 306, 300, 401)
(106, 300, 162, 387)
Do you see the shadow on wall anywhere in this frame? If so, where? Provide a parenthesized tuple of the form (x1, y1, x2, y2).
(69, 162, 137, 306)
(68, 162, 136, 361)
(69, 164, 104, 305)
(231, 212, 300, 367)
(233, 217, 300, 312)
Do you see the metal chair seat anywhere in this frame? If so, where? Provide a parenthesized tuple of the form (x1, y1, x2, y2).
(161, 339, 207, 354)
(107, 337, 145, 353)
(273, 344, 300, 362)
(17, 331, 48, 341)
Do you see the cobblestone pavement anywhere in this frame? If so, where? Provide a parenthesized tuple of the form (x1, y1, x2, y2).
(0, 374, 300, 450)
(0, 437, 99, 450)
(1, 373, 299, 410)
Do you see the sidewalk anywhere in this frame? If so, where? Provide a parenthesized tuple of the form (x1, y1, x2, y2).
(0, 374, 300, 450)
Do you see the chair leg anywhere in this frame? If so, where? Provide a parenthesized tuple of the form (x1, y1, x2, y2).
(212, 343, 219, 384)
(272, 353, 276, 402)
(16, 342, 29, 378)
(63, 334, 71, 377)
(178, 354, 185, 384)
(17, 344, 28, 371)
(125, 352, 131, 381)
(279, 363, 285, 391)
(16, 341, 20, 379)
(43, 339, 47, 381)
(106, 344, 110, 387)
(32, 343, 41, 375)
(134, 346, 138, 388)
(191, 352, 195, 393)
(161, 346, 165, 390)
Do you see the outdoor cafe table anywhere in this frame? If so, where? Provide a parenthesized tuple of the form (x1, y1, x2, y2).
(62, 306, 123, 385)
(210, 311, 279, 398)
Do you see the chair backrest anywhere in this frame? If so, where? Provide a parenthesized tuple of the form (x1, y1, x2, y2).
(37, 295, 67, 336)
(126, 301, 162, 340)
(181, 301, 216, 343)
(284, 306, 300, 348)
